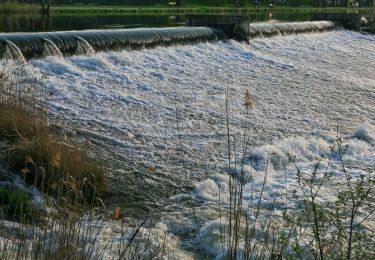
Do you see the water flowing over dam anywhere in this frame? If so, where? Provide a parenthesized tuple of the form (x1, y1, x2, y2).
(0, 21, 339, 60)
(0, 27, 220, 60)
(249, 21, 336, 38)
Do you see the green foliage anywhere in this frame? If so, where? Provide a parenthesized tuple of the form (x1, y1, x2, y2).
(0, 187, 36, 221)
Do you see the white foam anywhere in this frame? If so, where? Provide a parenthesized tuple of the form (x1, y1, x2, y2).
(195, 218, 227, 257)
(353, 122, 375, 144)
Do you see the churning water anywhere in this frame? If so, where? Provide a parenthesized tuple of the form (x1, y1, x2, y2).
(1, 28, 375, 257)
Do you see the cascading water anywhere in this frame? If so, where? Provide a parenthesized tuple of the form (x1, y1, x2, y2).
(43, 38, 64, 58)
(249, 21, 336, 38)
(3, 40, 25, 61)
(0, 27, 220, 60)
(75, 36, 95, 56)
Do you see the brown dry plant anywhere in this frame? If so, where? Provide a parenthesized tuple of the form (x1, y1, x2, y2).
(243, 89, 253, 111)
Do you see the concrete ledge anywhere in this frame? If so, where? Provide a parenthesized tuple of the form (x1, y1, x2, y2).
(187, 15, 250, 42)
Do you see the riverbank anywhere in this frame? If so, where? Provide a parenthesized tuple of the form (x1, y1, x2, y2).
(0, 3, 373, 15)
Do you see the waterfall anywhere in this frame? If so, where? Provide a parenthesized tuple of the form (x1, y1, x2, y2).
(75, 36, 95, 56)
(0, 27, 221, 60)
(249, 21, 336, 38)
(43, 38, 64, 58)
(2, 40, 26, 61)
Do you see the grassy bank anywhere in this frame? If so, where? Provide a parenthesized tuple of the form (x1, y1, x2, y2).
(0, 3, 372, 15)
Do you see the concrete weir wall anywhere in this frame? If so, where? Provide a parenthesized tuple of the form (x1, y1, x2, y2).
(187, 15, 250, 43)
(187, 13, 361, 43)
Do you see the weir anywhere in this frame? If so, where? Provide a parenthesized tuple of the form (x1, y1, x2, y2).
(0, 27, 221, 60)
(187, 15, 337, 40)
(249, 21, 336, 38)
(0, 19, 344, 60)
